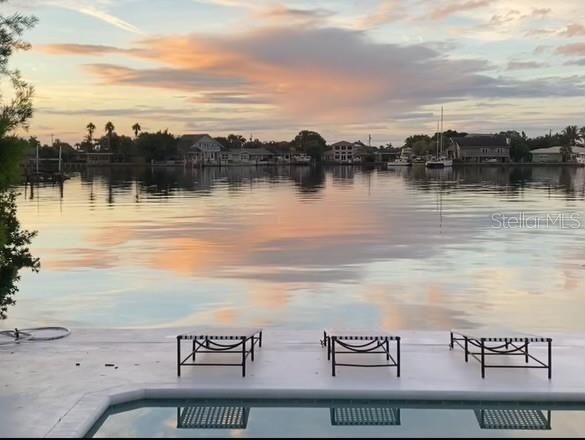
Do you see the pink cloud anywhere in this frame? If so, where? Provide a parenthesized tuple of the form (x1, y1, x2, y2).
(556, 43, 585, 56)
(430, 0, 493, 20)
(558, 24, 585, 37)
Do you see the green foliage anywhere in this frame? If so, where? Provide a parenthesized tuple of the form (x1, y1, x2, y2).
(0, 1, 40, 320)
(0, 191, 40, 319)
(1, 2, 37, 135)
(135, 130, 178, 161)
(215, 134, 247, 150)
(0, 135, 28, 188)
(560, 144, 573, 162)
(293, 130, 326, 160)
(562, 125, 579, 146)
(132, 123, 141, 137)
(86, 122, 96, 142)
(412, 139, 433, 156)
(499, 131, 530, 162)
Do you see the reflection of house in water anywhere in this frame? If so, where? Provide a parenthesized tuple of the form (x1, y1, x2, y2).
(330, 165, 356, 184)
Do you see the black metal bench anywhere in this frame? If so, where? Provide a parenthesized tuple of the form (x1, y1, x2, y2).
(449, 330, 552, 379)
(177, 328, 263, 377)
(322, 330, 401, 377)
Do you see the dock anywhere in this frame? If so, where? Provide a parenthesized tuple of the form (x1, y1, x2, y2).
(1, 329, 584, 437)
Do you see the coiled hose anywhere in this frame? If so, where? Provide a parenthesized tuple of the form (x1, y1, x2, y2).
(0, 327, 71, 345)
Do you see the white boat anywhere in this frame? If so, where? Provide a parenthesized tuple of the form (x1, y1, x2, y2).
(425, 157, 453, 168)
(387, 159, 412, 167)
(292, 154, 311, 164)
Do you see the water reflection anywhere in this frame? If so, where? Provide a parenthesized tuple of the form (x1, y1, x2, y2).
(90, 399, 585, 438)
(8, 166, 585, 330)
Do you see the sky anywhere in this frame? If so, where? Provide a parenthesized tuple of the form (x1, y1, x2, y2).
(3, 0, 585, 146)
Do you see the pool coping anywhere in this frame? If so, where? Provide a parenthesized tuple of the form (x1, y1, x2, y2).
(45, 383, 585, 438)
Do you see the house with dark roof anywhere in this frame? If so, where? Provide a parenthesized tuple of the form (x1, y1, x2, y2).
(448, 134, 511, 163)
(228, 148, 274, 163)
(178, 134, 225, 165)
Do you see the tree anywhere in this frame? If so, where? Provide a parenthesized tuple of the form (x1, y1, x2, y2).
(104, 121, 115, 150)
(403, 134, 432, 150)
(0, 0, 39, 319)
(132, 123, 141, 138)
(135, 130, 178, 161)
(560, 145, 573, 162)
(86, 122, 96, 142)
(293, 130, 326, 161)
(562, 125, 579, 146)
(0, 2, 37, 137)
(579, 126, 585, 145)
(412, 139, 433, 157)
(500, 131, 530, 162)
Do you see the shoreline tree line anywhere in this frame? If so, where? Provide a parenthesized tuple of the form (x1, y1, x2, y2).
(17, 123, 585, 165)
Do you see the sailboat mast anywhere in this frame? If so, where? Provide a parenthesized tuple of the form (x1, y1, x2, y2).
(436, 120, 440, 157)
(440, 106, 444, 155)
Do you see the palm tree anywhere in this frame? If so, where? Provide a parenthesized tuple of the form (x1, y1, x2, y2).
(86, 122, 96, 142)
(105, 121, 115, 150)
(563, 125, 579, 146)
(132, 123, 141, 138)
(579, 126, 585, 145)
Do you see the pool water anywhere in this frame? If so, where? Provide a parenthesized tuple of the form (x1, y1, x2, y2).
(89, 399, 585, 437)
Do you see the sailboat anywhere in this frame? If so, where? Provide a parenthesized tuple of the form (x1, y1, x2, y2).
(426, 107, 453, 168)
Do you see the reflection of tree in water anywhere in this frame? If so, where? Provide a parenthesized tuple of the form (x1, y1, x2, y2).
(0, 192, 40, 319)
(401, 166, 584, 200)
(81, 166, 329, 200)
(290, 166, 325, 194)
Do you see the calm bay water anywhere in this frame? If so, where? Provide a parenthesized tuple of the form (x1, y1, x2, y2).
(6, 165, 585, 331)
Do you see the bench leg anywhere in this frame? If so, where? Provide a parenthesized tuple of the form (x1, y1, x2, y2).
(548, 339, 552, 380)
(331, 337, 336, 377)
(241, 337, 246, 377)
(464, 337, 469, 362)
(481, 339, 486, 379)
(177, 337, 181, 377)
(397, 338, 401, 378)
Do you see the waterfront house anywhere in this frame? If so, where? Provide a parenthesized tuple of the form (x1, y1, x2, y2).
(448, 134, 511, 163)
(326, 141, 361, 163)
(178, 134, 224, 165)
(228, 148, 274, 164)
(267, 144, 293, 163)
(531, 145, 585, 163)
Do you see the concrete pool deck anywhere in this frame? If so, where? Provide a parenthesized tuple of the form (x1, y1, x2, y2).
(1, 328, 584, 438)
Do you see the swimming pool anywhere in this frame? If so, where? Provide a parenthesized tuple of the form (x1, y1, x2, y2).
(88, 399, 585, 437)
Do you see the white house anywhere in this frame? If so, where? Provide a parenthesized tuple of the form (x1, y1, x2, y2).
(531, 145, 585, 163)
(178, 134, 224, 164)
(324, 141, 361, 163)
